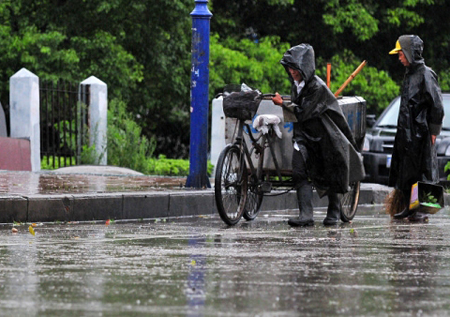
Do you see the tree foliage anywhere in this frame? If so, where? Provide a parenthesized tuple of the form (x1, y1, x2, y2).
(0, 0, 193, 158)
(210, 35, 291, 98)
(1, 0, 450, 164)
(316, 52, 399, 114)
(210, 0, 450, 111)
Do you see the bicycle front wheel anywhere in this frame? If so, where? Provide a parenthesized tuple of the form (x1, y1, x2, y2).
(214, 145, 248, 225)
(340, 181, 360, 222)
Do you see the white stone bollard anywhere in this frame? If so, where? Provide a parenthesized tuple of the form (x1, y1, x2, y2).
(9, 68, 40, 171)
(80, 76, 108, 165)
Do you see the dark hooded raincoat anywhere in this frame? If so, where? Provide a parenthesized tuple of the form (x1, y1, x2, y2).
(388, 35, 444, 194)
(280, 44, 365, 196)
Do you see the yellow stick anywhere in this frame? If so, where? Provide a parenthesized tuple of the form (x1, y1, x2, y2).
(334, 60, 367, 97)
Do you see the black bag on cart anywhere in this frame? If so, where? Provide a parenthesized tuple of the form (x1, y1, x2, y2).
(222, 90, 262, 121)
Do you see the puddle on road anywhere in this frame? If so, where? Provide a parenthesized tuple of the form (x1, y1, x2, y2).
(0, 171, 189, 195)
(1, 208, 450, 315)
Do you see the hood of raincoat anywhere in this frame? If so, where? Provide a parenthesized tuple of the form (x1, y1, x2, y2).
(398, 35, 424, 67)
(280, 44, 315, 83)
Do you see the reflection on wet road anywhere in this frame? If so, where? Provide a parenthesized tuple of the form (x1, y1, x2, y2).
(1, 206, 450, 316)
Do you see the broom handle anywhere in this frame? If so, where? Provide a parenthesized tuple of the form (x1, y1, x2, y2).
(326, 63, 331, 88)
(334, 60, 367, 97)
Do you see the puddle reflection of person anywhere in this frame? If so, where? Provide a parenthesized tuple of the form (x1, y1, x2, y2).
(387, 222, 440, 312)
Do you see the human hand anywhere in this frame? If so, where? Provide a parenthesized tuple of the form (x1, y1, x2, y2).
(431, 135, 437, 145)
(272, 92, 283, 106)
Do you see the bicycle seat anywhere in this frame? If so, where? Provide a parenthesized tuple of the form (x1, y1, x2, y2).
(252, 114, 282, 139)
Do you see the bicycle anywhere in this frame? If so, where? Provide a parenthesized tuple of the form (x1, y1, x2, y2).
(214, 89, 362, 226)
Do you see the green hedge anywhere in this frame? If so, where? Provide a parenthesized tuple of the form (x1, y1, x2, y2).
(41, 155, 213, 177)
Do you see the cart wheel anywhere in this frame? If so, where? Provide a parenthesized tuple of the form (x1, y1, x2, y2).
(340, 181, 360, 222)
(214, 145, 247, 225)
(243, 174, 264, 221)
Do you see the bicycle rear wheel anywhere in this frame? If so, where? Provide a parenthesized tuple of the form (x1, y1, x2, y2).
(243, 174, 264, 221)
(340, 181, 360, 222)
(214, 145, 248, 225)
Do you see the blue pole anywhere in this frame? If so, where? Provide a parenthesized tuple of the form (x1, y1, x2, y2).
(186, 0, 212, 188)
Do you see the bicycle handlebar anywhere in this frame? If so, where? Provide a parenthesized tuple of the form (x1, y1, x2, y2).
(261, 93, 276, 99)
(261, 93, 291, 100)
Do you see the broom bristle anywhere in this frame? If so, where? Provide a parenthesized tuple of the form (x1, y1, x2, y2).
(384, 189, 406, 217)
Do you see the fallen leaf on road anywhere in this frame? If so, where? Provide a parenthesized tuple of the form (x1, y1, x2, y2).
(29, 226, 35, 236)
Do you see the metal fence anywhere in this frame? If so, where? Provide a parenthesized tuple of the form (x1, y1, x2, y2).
(40, 80, 90, 168)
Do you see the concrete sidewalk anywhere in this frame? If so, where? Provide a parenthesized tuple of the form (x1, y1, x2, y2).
(0, 166, 433, 224)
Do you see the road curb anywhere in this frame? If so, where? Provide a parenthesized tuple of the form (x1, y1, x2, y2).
(0, 183, 398, 224)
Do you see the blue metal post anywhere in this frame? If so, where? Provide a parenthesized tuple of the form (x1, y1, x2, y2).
(186, 0, 212, 188)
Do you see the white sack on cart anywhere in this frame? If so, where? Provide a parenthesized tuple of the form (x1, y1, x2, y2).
(252, 114, 282, 139)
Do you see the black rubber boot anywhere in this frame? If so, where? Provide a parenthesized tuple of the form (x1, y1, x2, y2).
(323, 193, 341, 226)
(393, 208, 415, 219)
(288, 184, 314, 227)
(408, 211, 429, 223)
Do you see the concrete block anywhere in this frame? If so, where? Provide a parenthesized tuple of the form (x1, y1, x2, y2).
(123, 192, 170, 220)
(284, 191, 298, 210)
(211, 194, 218, 215)
(444, 193, 450, 207)
(72, 193, 123, 221)
(261, 191, 292, 211)
(168, 191, 215, 217)
(360, 183, 391, 205)
(261, 194, 283, 211)
(26, 194, 72, 222)
(313, 192, 328, 208)
(358, 189, 376, 205)
(0, 195, 27, 223)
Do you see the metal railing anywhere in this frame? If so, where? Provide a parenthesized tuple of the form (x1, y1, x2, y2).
(40, 80, 90, 168)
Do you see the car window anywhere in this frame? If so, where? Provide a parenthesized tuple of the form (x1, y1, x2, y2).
(443, 95, 450, 129)
(377, 95, 450, 129)
(377, 98, 400, 127)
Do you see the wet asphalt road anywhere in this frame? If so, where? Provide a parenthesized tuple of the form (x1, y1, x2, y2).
(1, 205, 450, 316)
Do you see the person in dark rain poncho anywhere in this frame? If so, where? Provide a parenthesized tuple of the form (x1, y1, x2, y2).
(272, 44, 364, 227)
(388, 35, 444, 221)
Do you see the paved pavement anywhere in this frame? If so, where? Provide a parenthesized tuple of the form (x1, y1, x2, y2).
(0, 166, 445, 224)
(2, 207, 450, 316)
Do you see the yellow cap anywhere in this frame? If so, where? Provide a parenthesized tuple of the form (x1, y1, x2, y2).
(389, 40, 401, 54)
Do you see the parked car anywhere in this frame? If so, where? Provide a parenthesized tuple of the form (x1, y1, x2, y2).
(362, 93, 450, 185)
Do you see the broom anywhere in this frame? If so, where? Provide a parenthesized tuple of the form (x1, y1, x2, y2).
(384, 189, 407, 217)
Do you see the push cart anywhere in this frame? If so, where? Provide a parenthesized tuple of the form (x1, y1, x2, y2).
(214, 87, 366, 226)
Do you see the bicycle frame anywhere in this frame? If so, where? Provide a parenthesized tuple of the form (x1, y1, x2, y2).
(232, 118, 292, 194)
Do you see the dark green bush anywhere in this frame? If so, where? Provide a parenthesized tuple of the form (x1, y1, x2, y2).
(107, 98, 156, 174)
